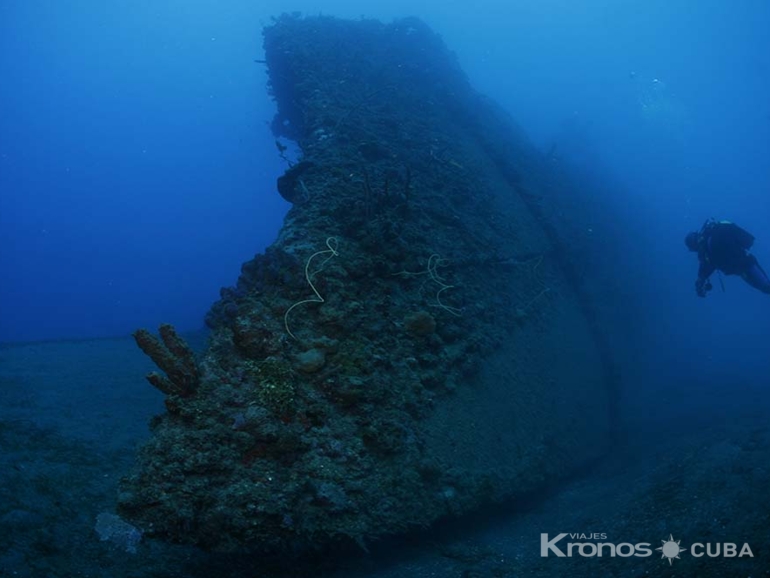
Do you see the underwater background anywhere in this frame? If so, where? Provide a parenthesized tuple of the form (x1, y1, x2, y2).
(1, 0, 770, 576)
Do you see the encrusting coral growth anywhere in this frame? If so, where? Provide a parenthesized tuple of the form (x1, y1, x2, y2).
(121, 14, 617, 555)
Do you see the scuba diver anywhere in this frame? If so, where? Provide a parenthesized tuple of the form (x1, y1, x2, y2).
(685, 219, 770, 297)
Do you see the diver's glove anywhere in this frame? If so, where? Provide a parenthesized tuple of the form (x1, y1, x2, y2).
(695, 277, 712, 297)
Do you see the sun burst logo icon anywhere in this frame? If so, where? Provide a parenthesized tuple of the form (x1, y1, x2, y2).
(657, 534, 686, 565)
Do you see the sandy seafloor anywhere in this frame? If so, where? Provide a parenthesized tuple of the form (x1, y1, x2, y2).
(1, 333, 769, 577)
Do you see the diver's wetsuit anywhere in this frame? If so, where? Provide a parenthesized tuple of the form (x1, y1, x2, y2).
(688, 220, 770, 297)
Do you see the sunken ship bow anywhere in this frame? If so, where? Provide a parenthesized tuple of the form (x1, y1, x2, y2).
(118, 14, 617, 552)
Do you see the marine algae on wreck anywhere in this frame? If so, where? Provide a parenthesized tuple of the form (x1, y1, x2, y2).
(118, 14, 616, 553)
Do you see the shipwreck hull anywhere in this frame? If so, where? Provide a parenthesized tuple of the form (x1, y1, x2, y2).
(119, 14, 616, 552)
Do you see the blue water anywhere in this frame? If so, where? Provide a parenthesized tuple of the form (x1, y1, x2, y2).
(2, 1, 769, 349)
(2, 1, 770, 576)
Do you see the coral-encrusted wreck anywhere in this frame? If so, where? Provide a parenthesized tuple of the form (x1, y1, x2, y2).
(119, 14, 618, 552)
